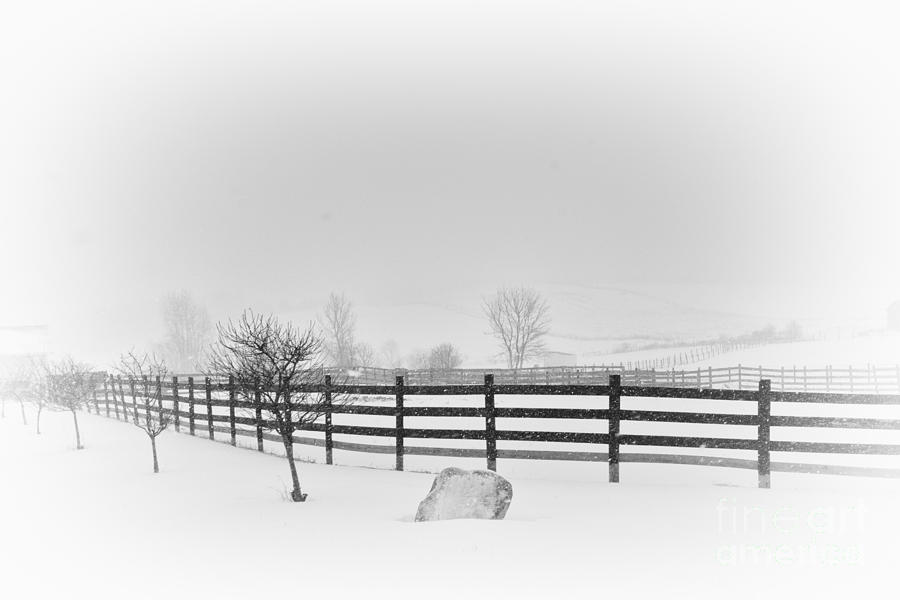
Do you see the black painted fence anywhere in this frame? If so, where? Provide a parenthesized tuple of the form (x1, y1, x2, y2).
(85, 374, 900, 488)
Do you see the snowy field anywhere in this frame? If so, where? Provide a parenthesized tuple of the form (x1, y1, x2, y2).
(586, 332, 900, 372)
(3, 408, 900, 599)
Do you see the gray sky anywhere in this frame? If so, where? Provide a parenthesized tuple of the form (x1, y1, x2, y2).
(2, 0, 899, 362)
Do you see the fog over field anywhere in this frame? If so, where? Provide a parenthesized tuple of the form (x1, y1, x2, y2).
(2, 0, 900, 365)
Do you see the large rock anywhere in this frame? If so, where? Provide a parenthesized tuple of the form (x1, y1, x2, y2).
(415, 467, 513, 522)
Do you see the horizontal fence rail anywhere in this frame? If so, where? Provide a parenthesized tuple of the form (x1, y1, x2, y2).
(65, 371, 900, 488)
(312, 363, 900, 395)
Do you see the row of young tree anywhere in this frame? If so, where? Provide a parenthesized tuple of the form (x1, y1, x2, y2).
(2, 357, 97, 447)
(4, 283, 552, 502)
(2, 310, 345, 503)
(1, 354, 170, 462)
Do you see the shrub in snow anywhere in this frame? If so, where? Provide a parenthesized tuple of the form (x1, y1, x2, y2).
(118, 352, 170, 473)
(415, 467, 513, 522)
(47, 357, 96, 450)
(2, 357, 55, 430)
(208, 310, 342, 503)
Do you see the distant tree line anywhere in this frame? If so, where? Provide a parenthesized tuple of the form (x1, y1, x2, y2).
(318, 286, 552, 371)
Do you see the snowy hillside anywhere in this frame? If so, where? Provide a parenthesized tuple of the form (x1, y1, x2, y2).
(274, 283, 896, 370)
(590, 332, 900, 372)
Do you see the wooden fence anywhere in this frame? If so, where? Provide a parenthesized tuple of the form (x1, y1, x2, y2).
(608, 339, 766, 370)
(83, 373, 900, 488)
(323, 363, 900, 394)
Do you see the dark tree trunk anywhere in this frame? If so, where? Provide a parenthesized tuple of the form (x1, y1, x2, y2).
(19, 400, 27, 426)
(36, 406, 43, 435)
(282, 432, 306, 502)
(150, 435, 159, 473)
(71, 409, 83, 449)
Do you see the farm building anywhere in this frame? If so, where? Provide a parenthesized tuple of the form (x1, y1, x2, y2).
(0, 325, 48, 374)
(539, 351, 577, 367)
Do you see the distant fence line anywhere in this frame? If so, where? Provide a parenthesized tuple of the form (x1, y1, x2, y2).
(603, 340, 767, 370)
(75, 373, 900, 487)
(321, 363, 900, 394)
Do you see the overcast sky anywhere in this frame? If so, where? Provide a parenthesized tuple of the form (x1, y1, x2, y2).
(2, 0, 899, 361)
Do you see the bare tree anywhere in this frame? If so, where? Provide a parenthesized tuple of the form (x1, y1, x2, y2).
(782, 320, 803, 341)
(406, 348, 430, 370)
(208, 310, 337, 502)
(48, 358, 95, 450)
(0, 363, 30, 425)
(428, 343, 463, 370)
(353, 342, 377, 368)
(319, 292, 357, 368)
(28, 357, 52, 435)
(483, 286, 551, 369)
(160, 290, 211, 373)
(378, 340, 403, 369)
(118, 351, 170, 473)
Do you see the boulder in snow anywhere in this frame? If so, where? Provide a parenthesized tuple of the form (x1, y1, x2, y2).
(415, 467, 513, 522)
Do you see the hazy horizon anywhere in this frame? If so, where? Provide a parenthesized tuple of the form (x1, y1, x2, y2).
(3, 0, 899, 364)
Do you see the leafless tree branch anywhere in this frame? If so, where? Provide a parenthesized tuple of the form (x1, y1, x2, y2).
(483, 286, 551, 369)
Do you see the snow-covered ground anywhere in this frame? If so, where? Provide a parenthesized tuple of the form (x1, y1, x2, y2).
(3, 408, 900, 599)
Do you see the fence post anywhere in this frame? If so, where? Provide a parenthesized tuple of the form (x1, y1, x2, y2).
(111, 376, 118, 419)
(284, 376, 293, 454)
(255, 383, 263, 452)
(92, 381, 100, 414)
(738, 364, 743, 390)
(206, 376, 214, 440)
(228, 375, 237, 446)
(324, 374, 334, 465)
(112, 376, 119, 419)
(608, 374, 621, 483)
(156, 376, 163, 424)
(395, 375, 404, 471)
(485, 374, 497, 471)
(757, 379, 771, 489)
(105, 376, 113, 419)
(116, 376, 124, 421)
(188, 376, 196, 435)
(130, 377, 138, 424)
(144, 378, 152, 427)
(172, 376, 180, 432)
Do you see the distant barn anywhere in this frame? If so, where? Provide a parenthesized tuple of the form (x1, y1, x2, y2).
(0, 325, 48, 373)
(539, 351, 577, 368)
